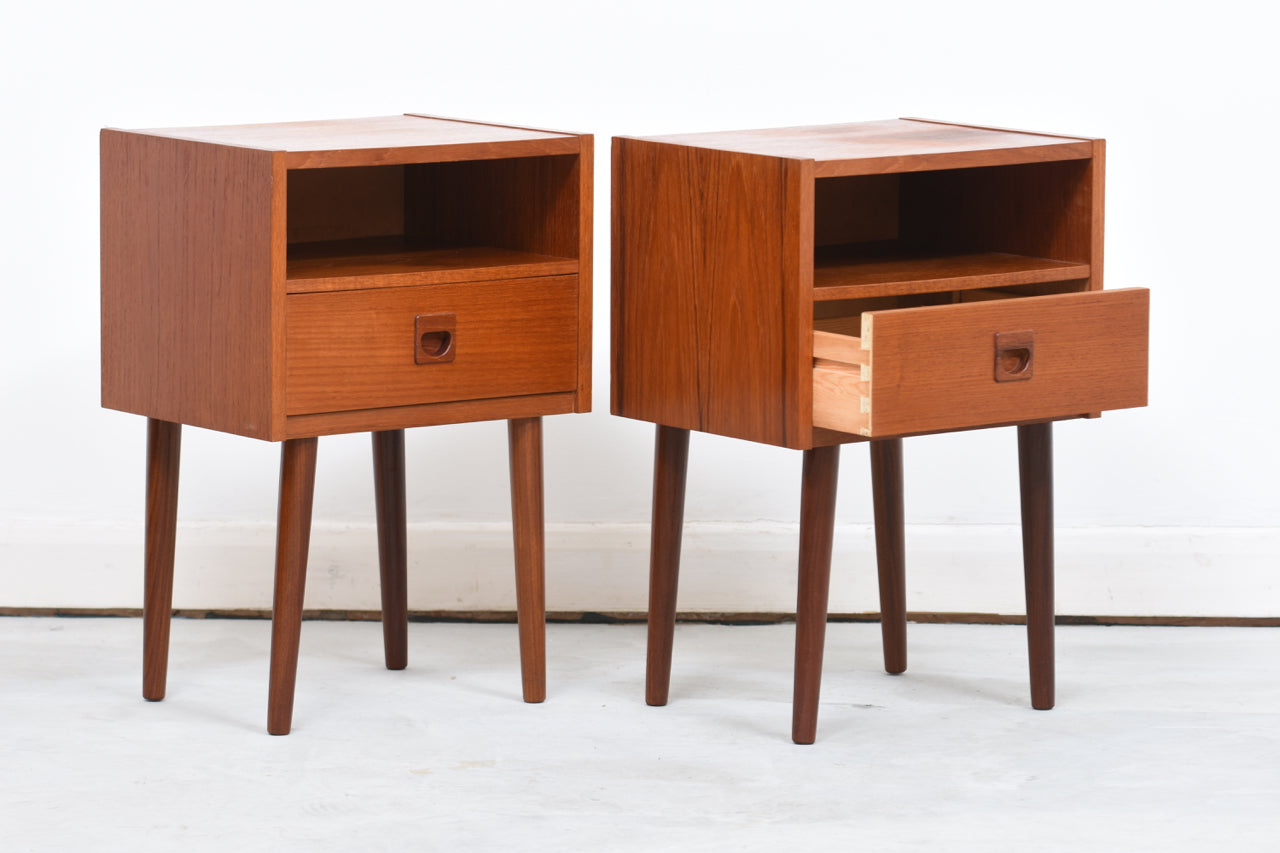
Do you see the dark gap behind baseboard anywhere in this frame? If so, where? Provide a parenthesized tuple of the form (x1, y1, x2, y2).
(1, 607, 1276, 628)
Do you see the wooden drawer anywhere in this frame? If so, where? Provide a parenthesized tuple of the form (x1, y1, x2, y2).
(286, 276, 578, 415)
(812, 288, 1149, 437)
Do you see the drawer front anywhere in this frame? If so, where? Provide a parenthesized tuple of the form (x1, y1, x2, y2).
(813, 288, 1148, 437)
(286, 276, 578, 415)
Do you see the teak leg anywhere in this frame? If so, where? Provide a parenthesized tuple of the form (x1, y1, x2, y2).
(372, 430, 408, 671)
(793, 444, 840, 745)
(645, 425, 690, 707)
(267, 437, 318, 735)
(508, 417, 546, 703)
(1018, 422, 1055, 710)
(143, 418, 181, 702)
(870, 438, 907, 675)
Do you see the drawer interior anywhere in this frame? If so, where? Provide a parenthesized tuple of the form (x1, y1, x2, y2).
(285, 156, 581, 292)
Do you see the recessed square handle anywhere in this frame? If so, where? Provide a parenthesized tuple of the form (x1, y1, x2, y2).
(994, 330, 1034, 382)
(415, 313, 456, 364)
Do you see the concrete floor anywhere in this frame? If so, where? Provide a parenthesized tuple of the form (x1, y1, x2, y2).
(1, 617, 1277, 851)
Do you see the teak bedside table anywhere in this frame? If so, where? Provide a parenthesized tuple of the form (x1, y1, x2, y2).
(611, 118, 1148, 743)
(101, 114, 592, 734)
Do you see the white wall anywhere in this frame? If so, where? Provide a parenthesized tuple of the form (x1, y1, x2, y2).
(2, 0, 1276, 616)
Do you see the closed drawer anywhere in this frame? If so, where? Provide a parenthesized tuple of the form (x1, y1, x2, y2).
(286, 276, 578, 415)
(812, 288, 1149, 437)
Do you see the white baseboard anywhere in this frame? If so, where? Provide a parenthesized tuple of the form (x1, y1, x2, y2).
(1, 520, 1276, 617)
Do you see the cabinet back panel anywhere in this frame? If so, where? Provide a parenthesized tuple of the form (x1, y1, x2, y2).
(286, 166, 405, 244)
(814, 174, 899, 246)
(900, 160, 1095, 263)
(406, 155, 580, 258)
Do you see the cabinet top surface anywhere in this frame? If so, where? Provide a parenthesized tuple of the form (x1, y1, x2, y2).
(629, 118, 1096, 174)
(113, 114, 577, 152)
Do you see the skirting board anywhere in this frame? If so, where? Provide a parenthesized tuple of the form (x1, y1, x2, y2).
(1, 520, 1276, 618)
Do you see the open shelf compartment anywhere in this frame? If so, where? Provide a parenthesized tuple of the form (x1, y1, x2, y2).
(285, 155, 581, 292)
(812, 158, 1096, 301)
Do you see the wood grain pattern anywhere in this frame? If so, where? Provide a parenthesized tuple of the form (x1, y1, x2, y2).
(128, 115, 578, 168)
(612, 139, 800, 447)
(645, 425, 691, 707)
(814, 174, 899, 246)
(812, 329, 868, 364)
(267, 437, 318, 736)
(793, 444, 840, 745)
(610, 139, 627, 418)
(286, 165, 405, 244)
(783, 159, 815, 450)
(1019, 422, 1055, 710)
(815, 288, 1149, 437)
(106, 114, 592, 734)
(142, 419, 181, 702)
(812, 360, 869, 435)
(285, 240, 576, 292)
(285, 276, 578, 415)
(508, 418, 547, 703)
(1089, 139, 1106, 291)
(405, 155, 582, 259)
(870, 438, 907, 675)
(372, 430, 408, 671)
(575, 135, 594, 413)
(900, 159, 1096, 272)
(284, 393, 576, 439)
(814, 248, 1089, 301)
(101, 131, 277, 439)
(637, 119, 1092, 177)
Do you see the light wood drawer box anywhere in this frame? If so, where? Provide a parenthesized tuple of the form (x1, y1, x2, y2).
(286, 276, 579, 415)
(812, 288, 1149, 437)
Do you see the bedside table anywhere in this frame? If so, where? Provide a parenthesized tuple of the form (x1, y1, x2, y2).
(101, 114, 592, 734)
(611, 118, 1148, 743)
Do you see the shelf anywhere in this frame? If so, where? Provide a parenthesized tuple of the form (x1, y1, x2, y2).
(286, 237, 578, 293)
(813, 243, 1090, 301)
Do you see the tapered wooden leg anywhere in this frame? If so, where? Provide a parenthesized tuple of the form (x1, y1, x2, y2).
(372, 430, 408, 671)
(267, 437, 318, 735)
(793, 445, 840, 745)
(870, 438, 907, 675)
(645, 426, 690, 707)
(1018, 422, 1055, 710)
(143, 418, 181, 701)
(508, 417, 546, 703)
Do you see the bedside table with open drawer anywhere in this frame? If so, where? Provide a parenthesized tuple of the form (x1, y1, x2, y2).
(611, 118, 1148, 743)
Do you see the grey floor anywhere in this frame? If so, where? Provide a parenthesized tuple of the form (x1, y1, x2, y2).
(2, 618, 1277, 851)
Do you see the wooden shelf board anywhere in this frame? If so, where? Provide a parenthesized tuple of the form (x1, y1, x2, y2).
(286, 238, 577, 292)
(813, 245, 1089, 301)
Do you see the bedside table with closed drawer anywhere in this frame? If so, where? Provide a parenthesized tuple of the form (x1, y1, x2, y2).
(101, 114, 592, 734)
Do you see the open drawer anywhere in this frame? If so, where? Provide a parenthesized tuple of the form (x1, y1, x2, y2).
(812, 288, 1149, 437)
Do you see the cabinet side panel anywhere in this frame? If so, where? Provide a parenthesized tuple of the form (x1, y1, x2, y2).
(1089, 139, 1105, 290)
(782, 159, 815, 449)
(611, 139, 701, 430)
(575, 136, 593, 411)
(613, 139, 792, 445)
(101, 131, 275, 438)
